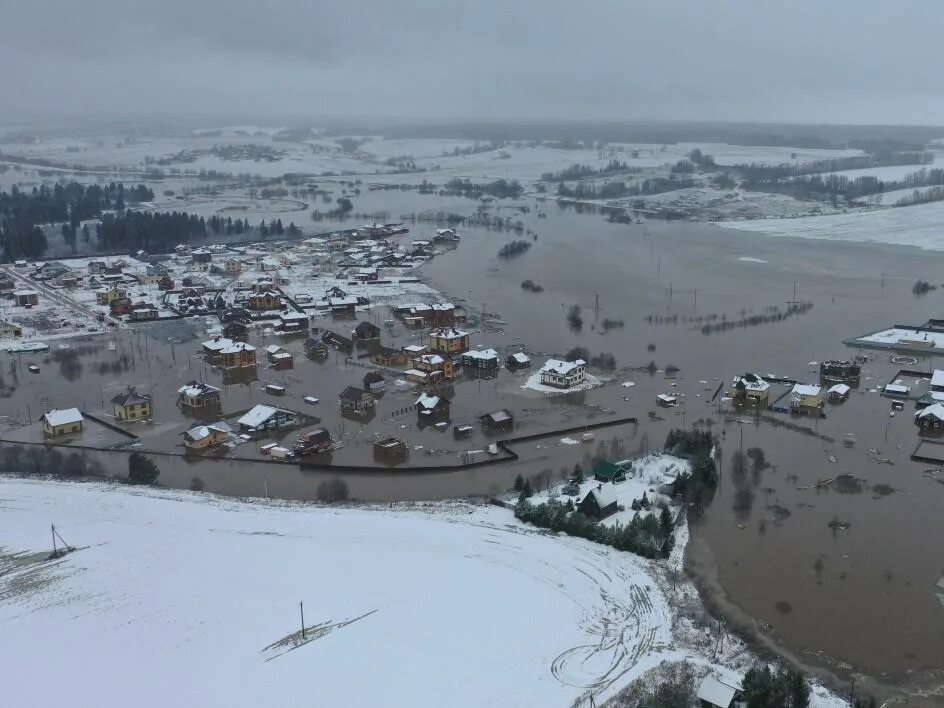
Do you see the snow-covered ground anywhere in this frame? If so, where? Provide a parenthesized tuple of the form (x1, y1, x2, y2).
(0, 478, 849, 708)
(522, 371, 603, 394)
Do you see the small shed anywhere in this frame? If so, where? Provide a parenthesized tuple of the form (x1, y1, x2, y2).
(480, 409, 514, 433)
(578, 484, 618, 520)
(294, 428, 333, 455)
(363, 371, 385, 393)
(339, 386, 374, 417)
(416, 393, 450, 425)
(593, 460, 626, 484)
(374, 436, 409, 463)
(828, 383, 850, 402)
(506, 351, 531, 369)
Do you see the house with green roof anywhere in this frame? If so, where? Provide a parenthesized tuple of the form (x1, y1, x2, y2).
(593, 460, 626, 484)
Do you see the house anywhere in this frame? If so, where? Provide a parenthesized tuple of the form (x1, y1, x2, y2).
(329, 296, 358, 317)
(790, 383, 824, 412)
(237, 404, 296, 435)
(657, 393, 679, 407)
(883, 383, 910, 397)
(353, 321, 381, 343)
(480, 409, 514, 433)
(40, 408, 84, 437)
(696, 674, 743, 708)
(506, 352, 531, 369)
(371, 346, 407, 366)
(183, 422, 230, 451)
(402, 344, 428, 357)
(129, 302, 159, 321)
(539, 358, 587, 389)
(191, 249, 213, 265)
(428, 327, 470, 355)
(434, 228, 460, 242)
(304, 338, 329, 360)
(416, 393, 450, 425)
(264, 344, 293, 369)
(339, 386, 375, 417)
(109, 297, 132, 316)
(177, 381, 222, 411)
(222, 321, 249, 342)
(278, 312, 309, 335)
(248, 290, 282, 311)
(916, 403, 944, 432)
(13, 290, 39, 307)
(932, 369, 944, 393)
(828, 383, 850, 402)
(374, 436, 409, 463)
(593, 461, 626, 484)
(732, 373, 770, 407)
(219, 342, 257, 369)
(293, 428, 333, 455)
(820, 359, 861, 381)
(221, 307, 253, 324)
(0, 319, 23, 338)
(87, 260, 107, 275)
(578, 484, 618, 520)
(202, 336, 234, 362)
(413, 353, 454, 381)
(461, 348, 500, 375)
(322, 330, 354, 354)
(95, 286, 126, 306)
(0, 276, 15, 292)
(111, 388, 152, 421)
(363, 371, 385, 393)
(224, 258, 242, 274)
(157, 274, 175, 291)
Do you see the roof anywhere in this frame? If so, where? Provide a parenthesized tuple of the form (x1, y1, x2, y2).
(111, 390, 151, 407)
(933, 370, 944, 388)
(917, 403, 944, 420)
(355, 321, 380, 334)
(265, 344, 285, 355)
(511, 352, 530, 364)
(13, 289, 39, 297)
(237, 404, 282, 427)
(416, 393, 445, 410)
(791, 383, 822, 397)
(584, 484, 617, 508)
(464, 348, 499, 360)
(202, 337, 234, 351)
(417, 354, 445, 366)
(42, 408, 83, 427)
(883, 383, 909, 394)
(177, 382, 221, 397)
(339, 386, 368, 401)
(429, 327, 469, 340)
(733, 373, 770, 392)
(403, 368, 427, 378)
(220, 342, 255, 355)
(184, 425, 211, 442)
(280, 312, 308, 321)
(696, 675, 740, 708)
(482, 409, 512, 423)
(403, 344, 427, 353)
(593, 460, 623, 480)
(363, 371, 384, 384)
(828, 383, 850, 395)
(540, 358, 586, 375)
(330, 297, 358, 306)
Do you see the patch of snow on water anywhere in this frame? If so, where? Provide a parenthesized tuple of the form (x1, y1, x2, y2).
(737, 256, 768, 264)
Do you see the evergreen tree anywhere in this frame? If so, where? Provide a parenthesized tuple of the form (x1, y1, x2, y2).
(513, 474, 524, 492)
(518, 478, 533, 503)
(128, 452, 160, 485)
(573, 463, 584, 483)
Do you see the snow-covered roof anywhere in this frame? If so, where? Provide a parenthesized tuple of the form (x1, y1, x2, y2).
(464, 348, 498, 360)
(932, 369, 944, 388)
(883, 383, 909, 394)
(540, 358, 586, 375)
(42, 408, 83, 427)
(416, 393, 443, 410)
(185, 425, 211, 441)
(403, 368, 427, 378)
(916, 403, 944, 420)
(265, 344, 284, 354)
(202, 337, 234, 351)
(177, 382, 220, 397)
(732, 373, 770, 392)
(511, 352, 530, 364)
(417, 354, 445, 365)
(585, 484, 617, 508)
(403, 345, 426, 353)
(696, 675, 740, 708)
(238, 404, 281, 427)
(220, 342, 255, 355)
(329, 297, 358, 306)
(791, 383, 822, 397)
(430, 327, 468, 340)
(280, 312, 308, 321)
(828, 383, 850, 395)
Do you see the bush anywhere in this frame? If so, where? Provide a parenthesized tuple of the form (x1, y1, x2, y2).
(316, 478, 349, 503)
(128, 452, 160, 485)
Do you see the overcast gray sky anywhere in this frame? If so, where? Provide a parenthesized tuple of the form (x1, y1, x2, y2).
(3, 1, 942, 125)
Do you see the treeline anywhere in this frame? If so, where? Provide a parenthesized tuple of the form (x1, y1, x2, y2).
(0, 181, 153, 259)
(558, 176, 696, 200)
(732, 150, 932, 181)
(97, 211, 207, 251)
(497, 240, 531, 258)
(664, 429, 717, 508)
(896, 185, 944, 207)
(443, 178, 522, 199)
(540, 159, 635, 182)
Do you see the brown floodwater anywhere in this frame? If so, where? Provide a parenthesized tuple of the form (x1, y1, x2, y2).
(5, 191, 944, 700)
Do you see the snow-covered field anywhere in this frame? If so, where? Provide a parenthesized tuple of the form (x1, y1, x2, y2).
(0, 478, 848, 708)
(719, 198, 944, 251)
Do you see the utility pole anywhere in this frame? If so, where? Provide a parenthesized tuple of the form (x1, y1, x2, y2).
(300, 601, 306, 640)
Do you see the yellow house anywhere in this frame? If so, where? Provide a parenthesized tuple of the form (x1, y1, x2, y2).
(96, 286, 127, 305)
(183, 423, 230, 451)
(40, 408, 84, 436)
(427, 327, 470, 356)
(111, 388, 153, 421)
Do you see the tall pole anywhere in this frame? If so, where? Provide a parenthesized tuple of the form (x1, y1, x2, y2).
(51, 524, 57, 556)
(300, 601, 306, 640)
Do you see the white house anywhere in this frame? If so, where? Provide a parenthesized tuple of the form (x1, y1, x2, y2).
(732, 373, 770, 406)
(790, 383, 823, 411)
(539, 358, 587, 389)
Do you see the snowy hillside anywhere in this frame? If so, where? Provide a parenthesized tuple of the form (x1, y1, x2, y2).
(0, 479, 848, 707)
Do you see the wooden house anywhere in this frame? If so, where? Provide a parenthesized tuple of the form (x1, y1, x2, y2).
(428, 327, 470, 355)
(353, 321, 381, 343)
(329, 296, 358, 318)
(371, 346, 407, 366)
(109, 297, 133, 316)
(278, 312, 309, 335)
(219, 342, 257, 369)
(304, 338, 329, 360)
(222, 321, 249, 342)
(294, 428, 333, 455)
(248, 290, 282, 311)
(40, 408, 84, 437)
(265, 344, 293, 369)
(111, 388, 152, 421)
(461, 348, 500, 376)
(363, 371, 385, 394)
(374, 436, 409, 463)
(322, 330, 354, 354)
(578, 484, 618, 520)
(416, 393, 450, 425)
(480, 409, 514, 433)
(13, 290, 40, 307)
(339, 386, 375, 417)
(732, 373, 770, 407)
(177, 381, 222, 411)
(129, 302, 159, 321)
(412, 353, 454, 381)
(506, 352, 531, 369)
(539, 358, 587, 389)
